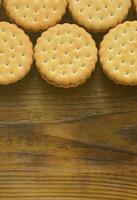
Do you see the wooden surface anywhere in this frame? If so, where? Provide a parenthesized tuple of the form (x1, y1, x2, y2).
(0, 4, 137, 200)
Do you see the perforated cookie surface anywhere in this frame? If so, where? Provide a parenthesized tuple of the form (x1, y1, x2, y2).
(100, 21, 137, 85)
(0, 22, 33, 85)
(34, 23, 97, 88)
(68, 0, 131, 32)
(4, 0, 67, 31)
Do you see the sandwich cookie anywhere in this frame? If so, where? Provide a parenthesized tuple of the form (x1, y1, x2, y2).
(34, 23, 97, 88)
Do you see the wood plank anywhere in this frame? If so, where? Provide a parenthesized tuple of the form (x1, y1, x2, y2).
(0, 120, 137, 199)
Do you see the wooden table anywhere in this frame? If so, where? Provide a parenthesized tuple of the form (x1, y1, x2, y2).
(0, 5, 137, 200)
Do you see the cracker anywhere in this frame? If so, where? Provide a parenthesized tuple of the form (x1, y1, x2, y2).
(0, 22, 33, 85)
(68, 0, 131, 32)
(99, 21, 137, 85)
(4, 0, 67, 31)
(34, 23, 97, 88)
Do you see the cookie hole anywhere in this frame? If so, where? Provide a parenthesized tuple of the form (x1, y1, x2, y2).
(53, 47, 56, 51)
(22, 53, 25, 57)
(44, 60, 47, 64)
(114, 67, 119, 71)
(3, 39, 7, 43)
(64, 51, 68, 55)
(23, 15, 26, 19)
(125, 72, 129, 76)
(6, 63, 9, 66)
(76, 56, 79, 59)
(118, 4, 121, 8)
(105, 5, 108, 8)
(12, 33, 16, 37)
(10, 71, 13, 75)
(87, 4, 91, 7)
(121, 60, 125, 64)
(123, 30, 127, 34)
(81, 64, 85, 68)
(130, 38, 133, 42)
(19, 64, 22, 68)
(60, 41, 64, 45)
(96, 8, 99, 11)
(109, 58, 112, 61)
(0, 50, 3, 54)
(109, 47, 112, 51)
(10, 46, 14, 50)
(100, 17, 103, 21)
(2, 29, 5, 32)
(42, 49, 46, 52)
(118, 51, 121, 56)
(46, 16, 49, 20)
(130, 50, 134, 54)
(110, 13, 114, 17)
(20, 43, 23, 46)
(26, 5, 29, 8)
(43, 5, 46, 9)
(73, 71, 77, 74)
(53, 7, 56, 11)
(52, 56, 56, 60)
(122, 43, 125, 47)
(89, 16, 92, 20)
(11, 55, 15, 59)
(62, 73, 66, 76)
(80, 8, 84, 13)
(67, 31, 70, 35)
(52, 68, 55, 72)
(114, 37, 117, 41)
(16, 6, 19, 10)
(34, 10, 37, 14)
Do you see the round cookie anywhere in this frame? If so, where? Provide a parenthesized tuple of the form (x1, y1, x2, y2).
(0, 22, 33, 85)
(34, 23, 97, 88)
(68, 0, 131, 32)
(4, 0, 67, 31)
(99, 21, 137, 85)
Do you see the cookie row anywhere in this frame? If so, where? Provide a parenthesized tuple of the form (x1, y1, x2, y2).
(1, 0, 136, 32)
(0, 21, 137, 87)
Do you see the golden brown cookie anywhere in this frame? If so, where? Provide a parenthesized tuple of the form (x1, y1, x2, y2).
(34, 23, 97, 88)
(68, 0, 131, 32)
(4, 0, 67, 31)
(99, 21, 137, 85)
(0, 22, 33, 85)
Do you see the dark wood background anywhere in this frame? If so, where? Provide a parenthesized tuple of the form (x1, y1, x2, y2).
(0, 3, 137, 200)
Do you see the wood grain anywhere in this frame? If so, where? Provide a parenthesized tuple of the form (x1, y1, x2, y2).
(0, 4, 137, 200)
